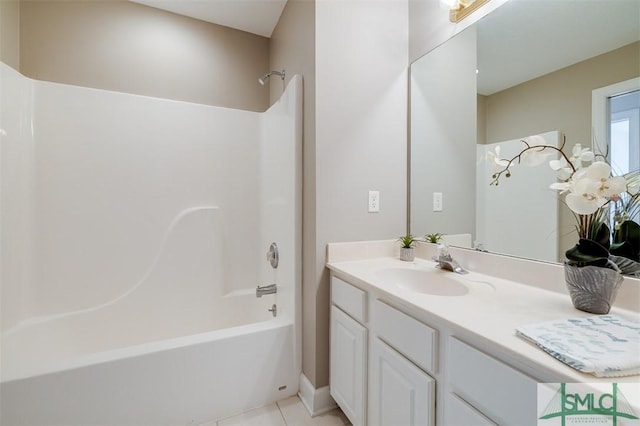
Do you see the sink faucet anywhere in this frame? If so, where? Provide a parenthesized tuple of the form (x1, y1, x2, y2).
(256, 283, 277, 298)
(433, 244, 467, 274)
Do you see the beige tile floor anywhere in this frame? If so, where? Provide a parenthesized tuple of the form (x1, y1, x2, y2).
(210, 395, 351, 426)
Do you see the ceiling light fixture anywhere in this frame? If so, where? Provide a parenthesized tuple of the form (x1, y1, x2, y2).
(445, 0, 490, 23)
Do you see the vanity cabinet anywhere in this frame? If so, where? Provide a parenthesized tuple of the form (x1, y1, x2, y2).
(330, 306, 367, 425)
(369, 299, 436, 425)
(446, 337, 539, 425)
(369, 338, 435, 425)
(330, 276, 436, 426)
(330, 278, 368, 425)
(329, 272, 548, 426)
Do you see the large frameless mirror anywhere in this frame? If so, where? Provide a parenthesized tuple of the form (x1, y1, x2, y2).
(409, 0, 640, 268)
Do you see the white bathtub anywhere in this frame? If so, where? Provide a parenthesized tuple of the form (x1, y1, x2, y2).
(0, 64, 303, 425)
(1, 291, 298, 425)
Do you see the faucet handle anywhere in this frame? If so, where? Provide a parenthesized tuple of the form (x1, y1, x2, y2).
(266, 242, 279, 269)
(437, 243, 452, 260)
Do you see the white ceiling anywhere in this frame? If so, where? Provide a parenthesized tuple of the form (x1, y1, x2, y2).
(129, 0, 288, 38)
(477, 0, 640, 95)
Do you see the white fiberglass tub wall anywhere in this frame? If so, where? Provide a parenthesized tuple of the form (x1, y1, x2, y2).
(0, 62, 302, 425)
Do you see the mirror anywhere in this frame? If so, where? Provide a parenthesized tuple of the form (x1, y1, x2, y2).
(410, 0, 640, 265)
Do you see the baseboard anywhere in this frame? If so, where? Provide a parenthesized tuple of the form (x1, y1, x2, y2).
(297, 373, 337, 417)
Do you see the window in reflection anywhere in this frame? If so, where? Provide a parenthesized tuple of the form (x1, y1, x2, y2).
(609, 89, 640, 225)
(610, 90, 640, 174)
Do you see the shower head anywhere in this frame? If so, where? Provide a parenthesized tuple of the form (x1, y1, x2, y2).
(258, 70, 285, 85)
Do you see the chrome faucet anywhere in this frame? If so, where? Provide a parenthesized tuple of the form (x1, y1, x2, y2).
(433, 244, 467, 274)
(256, 283, 277, 298)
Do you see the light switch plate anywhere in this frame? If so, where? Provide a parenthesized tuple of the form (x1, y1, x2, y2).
(368, 190, 380, 213)
(433, 192, 443, 212)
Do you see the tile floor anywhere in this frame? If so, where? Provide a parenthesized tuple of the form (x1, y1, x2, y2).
(209, 395, 351, 426)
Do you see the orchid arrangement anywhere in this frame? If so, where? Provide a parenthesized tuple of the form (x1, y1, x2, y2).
(489, 134, 640, 274)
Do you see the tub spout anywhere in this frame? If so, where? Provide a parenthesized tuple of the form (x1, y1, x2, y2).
(256, 283, 277, 297)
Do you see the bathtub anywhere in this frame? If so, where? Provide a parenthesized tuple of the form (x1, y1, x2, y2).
(0, 290, 298, 425)
(0, 64, 303, 425)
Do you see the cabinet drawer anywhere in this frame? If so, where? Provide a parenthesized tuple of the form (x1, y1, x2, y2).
(331, 276, 367, 323)
(372, 300, 437, 374)
(448, 337, 539, 425)
(444, 393, 496, 425)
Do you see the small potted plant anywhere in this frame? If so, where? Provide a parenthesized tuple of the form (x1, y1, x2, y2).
(398, 234, 416, 261)
(425, 233, 444, 244)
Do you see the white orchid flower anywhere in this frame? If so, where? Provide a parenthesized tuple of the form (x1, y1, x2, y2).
(486, 145, 509, 169)
(564, 161, 627, 215)
(569, 144, 595, 168)
(548, 156, 573, 180)
(521, 147, 552, 166)
(600, 176, 627, 198)
(549, 181, 572, 193)
(566, 189, 606, 215)
(549, 156, 567, 170)
(582, 162, 626, 194)
(556, 167, 573, 181)
(524, 134, 547, 146)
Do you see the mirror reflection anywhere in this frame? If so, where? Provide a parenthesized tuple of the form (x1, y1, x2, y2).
(410, 0, 640, 267)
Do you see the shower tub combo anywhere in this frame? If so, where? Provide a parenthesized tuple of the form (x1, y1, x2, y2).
(0, 63, 302, 425)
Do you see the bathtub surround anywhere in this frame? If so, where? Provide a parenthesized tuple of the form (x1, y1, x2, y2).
(0, 63, 302, 425)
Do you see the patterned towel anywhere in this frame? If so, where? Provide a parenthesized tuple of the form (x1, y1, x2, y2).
(516, 315, 640, 377)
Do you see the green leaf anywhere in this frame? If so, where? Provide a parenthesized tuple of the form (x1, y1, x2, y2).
(593, 222, 611, 250)
(425, 233, 443, 243)
(565, 238, 610, 268)
(612, 220, 640, 261)
(398, 234, 415, 248)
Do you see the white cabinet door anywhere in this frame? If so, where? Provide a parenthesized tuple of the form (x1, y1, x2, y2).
(369, 338, 435, 426)
(330, 305, 367, 426)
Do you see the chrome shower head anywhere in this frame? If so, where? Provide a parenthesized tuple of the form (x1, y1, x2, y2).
(258, 70, 285, 85)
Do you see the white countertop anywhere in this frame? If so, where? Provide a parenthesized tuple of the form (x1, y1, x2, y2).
(327, 255, 640, 385)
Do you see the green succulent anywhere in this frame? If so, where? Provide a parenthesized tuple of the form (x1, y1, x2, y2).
(425, 233, 443, 244)
(398, 234, 416, 249)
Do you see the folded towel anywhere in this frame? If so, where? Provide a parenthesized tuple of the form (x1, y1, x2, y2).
(516, 315, 640, 377)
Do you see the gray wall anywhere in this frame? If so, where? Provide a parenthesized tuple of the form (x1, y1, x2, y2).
(16, 0, 269, 111)
(410, 27, 477, 239)
(268, 0, 320, 387)
(485, 42, 640, 145)
(313, 0, 409, 389)
(271, 0, 409, 390)
(483, 41, 640, 257)
(0, 0, 20, 69)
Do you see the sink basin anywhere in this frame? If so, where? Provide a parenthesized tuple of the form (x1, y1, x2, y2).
(374, 267, 469, 296)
